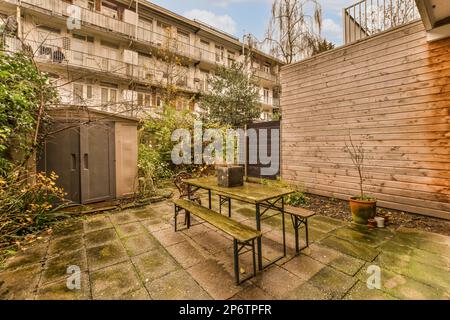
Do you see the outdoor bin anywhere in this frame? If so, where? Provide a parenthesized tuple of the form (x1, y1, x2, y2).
(216, 166, 244, 187)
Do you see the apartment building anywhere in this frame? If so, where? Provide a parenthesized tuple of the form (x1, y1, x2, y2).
(0, 0, 283, 120)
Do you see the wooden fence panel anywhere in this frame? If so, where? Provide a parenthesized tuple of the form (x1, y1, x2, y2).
(280, 21, 450, 220)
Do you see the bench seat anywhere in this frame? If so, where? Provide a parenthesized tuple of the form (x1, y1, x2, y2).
(283, 205, 316, 254)
(173, 199, 261, 284)
(174, 199, 261, 242)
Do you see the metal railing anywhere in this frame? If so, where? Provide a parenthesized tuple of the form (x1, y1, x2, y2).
(343, 0, 420, 44)
(9, 0, 218, 63)
(4, 36, 197, 92)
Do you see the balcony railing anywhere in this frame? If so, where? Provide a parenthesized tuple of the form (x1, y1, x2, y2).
(253, 68, 278, 82)
(10, 0, 218, 63)
(343, 0, 420, 44)
(4, 37, 197, 92)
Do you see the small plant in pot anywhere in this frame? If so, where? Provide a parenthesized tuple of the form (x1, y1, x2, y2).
(345, 134, 377, 225)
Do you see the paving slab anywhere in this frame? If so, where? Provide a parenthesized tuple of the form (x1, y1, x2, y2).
(85, 228, 118, 248)
(232, 285, 275, 300)
(41, 249, 87, 285)
(375, 252, 450, 291)
(165, 241, 207, 269)
(0, 264, 42, 299)
(4, 243, 48, 270)
(251, 265, 304, 299)
(121, 233, 160, 257)
(86, 240, 128, 271)
(192, 230, 231, 255)
(308, 266, 358, 299)
(186, 259, 242, 300)
(356, 262, 449, 300)
(283, 281, 332, 300)
(146, 269, 211, 300)
(90, 261, 144, 299)
(282, 255, 326, 281)
(320, 235, 380, 262)
(36, 272, 91, 300)
(84, 216, 113, 233)
(343, 281, 397, 300)
(132, 249, 180, 282)
(114, 222, 146, 238)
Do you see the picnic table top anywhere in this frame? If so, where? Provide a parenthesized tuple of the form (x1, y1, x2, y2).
(185, 176, 294, 204)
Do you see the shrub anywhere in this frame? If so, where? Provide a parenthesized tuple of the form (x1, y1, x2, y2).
(0, 170, 67, 250)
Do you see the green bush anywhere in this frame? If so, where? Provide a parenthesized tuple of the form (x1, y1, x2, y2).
(284, 191, 309, 207)
(0, 170, 67, 250)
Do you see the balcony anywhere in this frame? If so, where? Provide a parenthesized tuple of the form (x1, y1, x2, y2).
(344, 0, 420, 44)
(4, 36, 197, 92)
(8, 0, 217, 63)
(253, 68, 278, 83)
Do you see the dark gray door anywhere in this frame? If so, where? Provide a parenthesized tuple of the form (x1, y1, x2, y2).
(80, 122, 115, 204)
(38, 124, 81, 203)
(246, 120, 280, 180)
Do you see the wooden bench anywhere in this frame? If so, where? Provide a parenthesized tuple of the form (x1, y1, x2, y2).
(173, 199, 261, 285)
(284, 206, 316, 254)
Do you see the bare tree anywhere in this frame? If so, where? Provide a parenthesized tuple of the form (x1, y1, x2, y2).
(265, 0, 322, 64)
(355, 0, 419, 36)
(344, 134, 366, 199)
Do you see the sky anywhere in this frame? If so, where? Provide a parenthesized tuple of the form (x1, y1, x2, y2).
(148, 0, 357, 46)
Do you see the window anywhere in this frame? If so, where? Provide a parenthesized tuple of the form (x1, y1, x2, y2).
(101, 86, 118, 105)
(156, 96, 162, 108)
(137, 92, 152, 108)
(228, 51, 235, 66)
(215, 45, 224, 63)
(263, 88, 270, 104)
(263, 63, 271, 73)
(73, 83, 83, 104)
(86, 85, 93, 99)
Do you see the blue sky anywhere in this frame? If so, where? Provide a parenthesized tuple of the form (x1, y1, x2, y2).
(149, 0, 357, 46)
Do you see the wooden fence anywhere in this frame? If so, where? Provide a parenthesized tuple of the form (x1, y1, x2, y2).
(280, 21, 450, 219)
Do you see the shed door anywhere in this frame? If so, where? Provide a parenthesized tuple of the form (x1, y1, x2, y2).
(80, 122, 116, 204)
(37, 124, 81, 204)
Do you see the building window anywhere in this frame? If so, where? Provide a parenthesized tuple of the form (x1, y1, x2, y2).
(156, 96, 162, 108)
(263, 63, 271, 73)
(101, 87, 117, 105)
(263, 88, 270, 104)
(137, 92, 152, 108)
(73, 83, 83, 104)
(86, 85, 93, 99)
(215, 45, 224, 63)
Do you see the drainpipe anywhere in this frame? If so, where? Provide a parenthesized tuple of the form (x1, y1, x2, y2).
(16, 1, 22, 40)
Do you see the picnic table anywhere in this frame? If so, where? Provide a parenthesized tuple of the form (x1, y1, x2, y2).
(185, 176, 294, 270)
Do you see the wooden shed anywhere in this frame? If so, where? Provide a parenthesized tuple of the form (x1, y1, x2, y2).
(38, 107, 139, 204)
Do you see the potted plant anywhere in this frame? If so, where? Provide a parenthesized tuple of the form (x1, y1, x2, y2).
(345, 134, 377, 225)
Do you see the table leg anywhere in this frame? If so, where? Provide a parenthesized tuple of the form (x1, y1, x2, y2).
(256, 203, 263, 271)
(208, 189, 212, 209)
(281, 196, 286, 257)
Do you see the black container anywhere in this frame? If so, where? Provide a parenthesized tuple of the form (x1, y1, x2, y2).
(216, 166, 244, 187)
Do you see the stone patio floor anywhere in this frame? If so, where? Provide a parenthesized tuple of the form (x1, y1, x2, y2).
(1, 193, 449, 300)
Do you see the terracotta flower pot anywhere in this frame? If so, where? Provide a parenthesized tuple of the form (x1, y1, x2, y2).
(349, 197, 377, 225)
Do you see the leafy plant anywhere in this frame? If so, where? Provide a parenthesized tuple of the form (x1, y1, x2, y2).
(0, 50, 58, 175)
(285, 191, 309, 207)
(0, 170, 67, 250)
(199, 62, 261, 128)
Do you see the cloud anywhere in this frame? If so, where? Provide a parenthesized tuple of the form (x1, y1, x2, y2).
(208, 0, 272, 8)
(322, 18, 343, 44)
(184, 9, 238, 35)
